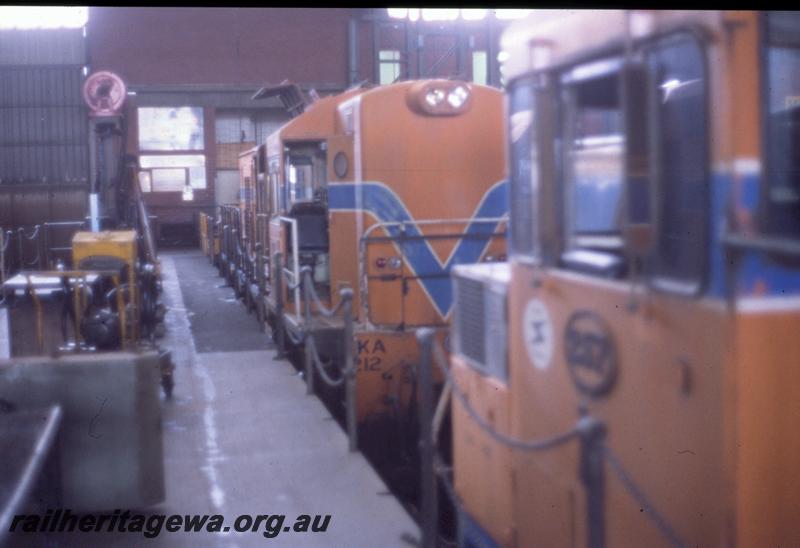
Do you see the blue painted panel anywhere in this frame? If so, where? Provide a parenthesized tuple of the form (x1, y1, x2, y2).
(328, 180, 508, 317)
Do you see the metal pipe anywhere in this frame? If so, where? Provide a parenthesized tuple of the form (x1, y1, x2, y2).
(26, 275, 44, 354)
(256, 242, 265, 328)
(486, 15, 495, 87)
(372, 20, 380, 85)
(88, 119, 99, 231)
(342, 288, 357, 451)
(35, 225, 43, 270)
(17, 228, 24, 273)
(278, 216, 301, 321)
(113, 275, 126, 349)
(578, 416, 607, 548)
(416, 328, 438, 548)
(348, 17, 359, 86)
(43, 223, 50, 269)
(273, 251, 287, 359)
(89, 193, 100, 232)
(432, 378, 452, 442)
(0, 230, 5, 284)
(405, 20, 414, 79)
(302, 270, 314, 395)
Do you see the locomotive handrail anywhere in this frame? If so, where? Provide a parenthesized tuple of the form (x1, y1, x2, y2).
(415, 329, 689, 548)
(278, 216, 302, 321)
(359, 216, 508, 330)
(723, 232, 800, 258)
(300, 267, 357, 451)
(273, 259, 358, 451)
(360, 215, 509, 240)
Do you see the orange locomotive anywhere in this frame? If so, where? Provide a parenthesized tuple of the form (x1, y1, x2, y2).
(442, 10, 800, 548)
(265, 80, 508, 444)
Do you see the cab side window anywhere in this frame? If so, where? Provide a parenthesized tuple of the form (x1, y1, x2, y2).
(508, 76, 537, 258)
(763, 11, 800, 238)
(559, 59, 627, 278)
(646, 34, 708, 293)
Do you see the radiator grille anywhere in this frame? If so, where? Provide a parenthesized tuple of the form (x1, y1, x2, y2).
(485, 288, 508, 382)
(456, 276, 486, 366)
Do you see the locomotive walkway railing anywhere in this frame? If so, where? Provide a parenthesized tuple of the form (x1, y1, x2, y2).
(213, 209, 268, 329)
(273, 251, 358, 452)
(277, 216, 302, 321)
(415, 329, 688, 548)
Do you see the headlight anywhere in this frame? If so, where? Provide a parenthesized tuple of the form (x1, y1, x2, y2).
(447, 85, 469, 108)
(406, 80, 474, 116)
(425, 88, 446, 107)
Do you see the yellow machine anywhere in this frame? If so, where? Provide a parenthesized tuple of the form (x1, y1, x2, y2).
(71, 230, 140, 348)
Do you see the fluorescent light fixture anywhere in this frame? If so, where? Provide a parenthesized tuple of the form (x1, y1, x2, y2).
(387, 8, 529, 21)
(461, 9, 488, 20)
(0, 6, 88, 29)
(422, 9, 459, 21)
(494, 9, 532, 20)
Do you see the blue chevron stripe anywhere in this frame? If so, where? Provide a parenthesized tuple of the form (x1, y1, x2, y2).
(328, 180, 508, 317)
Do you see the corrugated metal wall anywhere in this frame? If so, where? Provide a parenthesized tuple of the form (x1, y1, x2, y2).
(0, 28, 88, 184)
(0, 28, 89, 229)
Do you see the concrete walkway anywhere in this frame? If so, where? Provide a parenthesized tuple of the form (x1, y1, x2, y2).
(22, 250, 418, 547)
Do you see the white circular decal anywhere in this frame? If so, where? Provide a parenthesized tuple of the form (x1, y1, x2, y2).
(523, 299, 553, 370)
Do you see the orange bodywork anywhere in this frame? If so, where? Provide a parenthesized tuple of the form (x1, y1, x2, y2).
(451, 356, 514, 546)
(261, 81, 507, 423)
(452, 10, 800, 548)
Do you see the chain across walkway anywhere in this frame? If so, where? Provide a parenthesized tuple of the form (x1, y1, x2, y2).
(415, 329, 688, 548)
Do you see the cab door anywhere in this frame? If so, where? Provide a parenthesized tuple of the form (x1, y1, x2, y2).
(512, 33, 729, 547)
(613, 33, 730, 547)
(511, 55, 643, 548)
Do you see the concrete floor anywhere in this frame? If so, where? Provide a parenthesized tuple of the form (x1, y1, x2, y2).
(22, 250, 419, 547)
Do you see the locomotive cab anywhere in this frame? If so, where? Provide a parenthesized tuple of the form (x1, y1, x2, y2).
(446, 10, 800, 548)
(284, 142, 331, 298)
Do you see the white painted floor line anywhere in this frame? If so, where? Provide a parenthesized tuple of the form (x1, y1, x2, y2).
(160, 256, 233, 544)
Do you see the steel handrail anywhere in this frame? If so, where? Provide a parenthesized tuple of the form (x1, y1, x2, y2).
(359, 216, 508, 330)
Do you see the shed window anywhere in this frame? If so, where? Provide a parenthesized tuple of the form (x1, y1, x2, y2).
(137, 107, 206, 193)
(139, 154, 206, 191)
(472, 51, 488, 85)
(379, 50, 402, 85)
(138, 107, 203, 151)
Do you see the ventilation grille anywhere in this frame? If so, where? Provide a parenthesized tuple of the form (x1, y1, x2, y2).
(455, 276, 486, 366)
